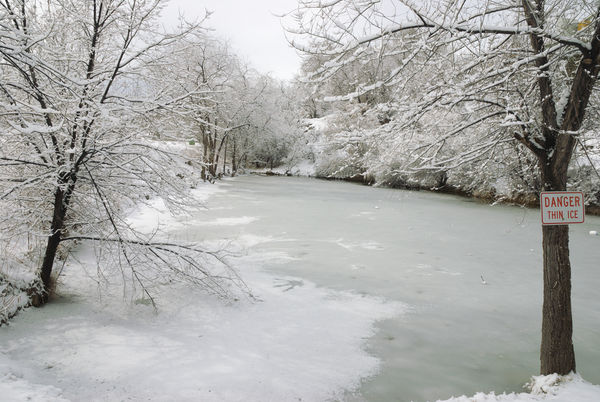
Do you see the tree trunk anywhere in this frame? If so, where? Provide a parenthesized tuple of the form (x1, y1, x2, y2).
(208, 124, 218, 177)
(532, 21, 600, 372)
(222, 136, 228, 175)
(208, 138, 217, 177)
(541, 225, 575, 374)
(214, 133, 229, 177)
(242, 137, 249, 169)
(37, 187, 67, 305)
(539, 162, 576, 375)
(232, 137, 237, 176)
(201, 132, 209, 181)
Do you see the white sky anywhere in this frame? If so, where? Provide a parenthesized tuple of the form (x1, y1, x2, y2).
(162, 0, 302, 81)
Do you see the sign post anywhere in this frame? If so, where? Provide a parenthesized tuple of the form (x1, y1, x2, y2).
(540, 192, 585, 225)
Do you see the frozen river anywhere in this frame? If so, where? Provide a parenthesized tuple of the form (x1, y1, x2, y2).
(178, 175, 600, 401)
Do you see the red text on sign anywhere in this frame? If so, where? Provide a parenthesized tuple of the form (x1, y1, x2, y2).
(543, 196, 581, 208)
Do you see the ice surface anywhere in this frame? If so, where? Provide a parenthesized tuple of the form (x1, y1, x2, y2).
(0, 177, 404, 402)
(173, 175, 599, 401)
(2, 175, 599, 401)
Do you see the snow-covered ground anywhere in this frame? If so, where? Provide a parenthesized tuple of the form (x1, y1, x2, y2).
(443, 374, 600, 402)
(0, 180, 401, 401)
(1, 178, 599, 401)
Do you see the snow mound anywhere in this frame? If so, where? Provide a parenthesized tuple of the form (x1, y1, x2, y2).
(439, 373, 600, 402)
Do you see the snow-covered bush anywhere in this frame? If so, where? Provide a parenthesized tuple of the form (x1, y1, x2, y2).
(0, 256, 42, 325)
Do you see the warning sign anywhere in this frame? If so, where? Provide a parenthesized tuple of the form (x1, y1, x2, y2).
(540, 192, 585, 225)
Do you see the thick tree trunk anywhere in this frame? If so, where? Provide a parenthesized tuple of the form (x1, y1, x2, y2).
(539, 163, 576, 374)
(37, 187, 67, 305)
(541, 225, 575, 374)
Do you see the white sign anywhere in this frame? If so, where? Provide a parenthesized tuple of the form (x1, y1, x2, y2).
(540, 192, 585, 225)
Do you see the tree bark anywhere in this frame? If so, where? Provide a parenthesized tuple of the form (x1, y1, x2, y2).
(232, 137, 237, 176)
(539, 162, 576, 374)
(208, 133, 217, 177)
(38, 187, 68, 305)
(541, 224, 575, 374)
(222, 136, 228, 175)
(201, 131, 209, 181)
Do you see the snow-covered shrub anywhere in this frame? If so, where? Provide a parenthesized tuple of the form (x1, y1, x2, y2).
(0, 255, 43, 325)
(569, 135, 600, 208)
(314, 133, 370, 179)
(308, 103, 379, 180)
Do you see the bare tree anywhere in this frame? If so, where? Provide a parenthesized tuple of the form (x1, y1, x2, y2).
(152, 34, 299, 178)
(0, 0, 250, 306)
(288, 0, 600, 375)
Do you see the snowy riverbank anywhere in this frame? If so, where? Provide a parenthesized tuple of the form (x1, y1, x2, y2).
(1, 179, 599, 401)
(443, 374, 600, 402)
(0, 180, 402, 401)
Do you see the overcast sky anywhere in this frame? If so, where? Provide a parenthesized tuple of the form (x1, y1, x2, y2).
(162, 0, 302, 81)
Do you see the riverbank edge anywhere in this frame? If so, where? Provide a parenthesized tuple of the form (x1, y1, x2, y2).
(252, 170, 600, 216)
